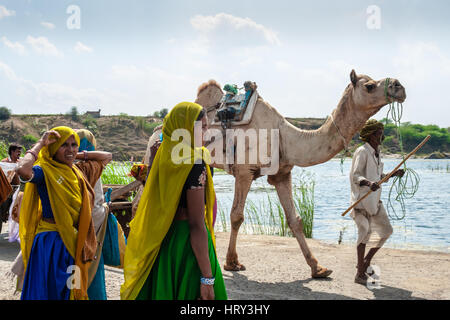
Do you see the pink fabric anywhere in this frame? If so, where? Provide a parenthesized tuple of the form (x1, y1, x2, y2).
(213, 197, 217, 227)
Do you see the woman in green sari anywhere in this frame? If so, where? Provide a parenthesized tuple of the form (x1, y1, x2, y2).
(121, 102, 227, 300)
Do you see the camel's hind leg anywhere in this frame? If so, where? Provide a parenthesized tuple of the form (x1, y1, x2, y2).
(268, 170, 332, 278)
(224, 173, 254, 271)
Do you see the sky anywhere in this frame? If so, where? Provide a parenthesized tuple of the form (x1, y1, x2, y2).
(1, 0, 450, 127)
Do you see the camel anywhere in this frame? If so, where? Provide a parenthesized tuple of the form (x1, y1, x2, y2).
(134, 70, 406, 278)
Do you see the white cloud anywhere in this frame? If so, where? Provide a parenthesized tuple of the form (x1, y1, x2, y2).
(1, 36, 26, 55)
(389, 41, 450, 126)
(0, 61, 20, 81)
(0, 60, 127, 114)
(74, 41, 93, 53)
(26, 36, 62, 57)
(275, 60, 291, 71)
(41, 21, 56, 30)
(190, 13, 281, 47)
(0, 5, 15, 19)
(393, 41, 450, 83)
(109, 64, 201, 112)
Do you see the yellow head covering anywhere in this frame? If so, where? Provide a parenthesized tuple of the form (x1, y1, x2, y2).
(47, 126, 80, 157)
(120, 102, 216, 300)
(19, 126, 96, 300)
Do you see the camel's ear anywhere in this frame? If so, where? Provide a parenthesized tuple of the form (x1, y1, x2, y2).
(350, 69, 358, 86)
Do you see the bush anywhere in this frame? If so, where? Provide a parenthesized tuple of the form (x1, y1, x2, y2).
(0, 106, 11, 120)
(23, 134, 38, 143)
(82, 115, 98, 135)
(22, 134, 39, 148)
(378, 122, 450, 154)
(145, 121, 162, 134)
(0, 140, 8, 159)
(135, 117, 162, 135)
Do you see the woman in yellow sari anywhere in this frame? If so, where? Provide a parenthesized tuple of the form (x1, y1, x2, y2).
(121, 102, 227, 300)
(17, 126, 97, 300)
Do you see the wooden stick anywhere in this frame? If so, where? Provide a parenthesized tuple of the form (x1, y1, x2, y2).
(108, 201, 133, 211)
(109, 180, 142, 202)
(341, 135, 431, 217)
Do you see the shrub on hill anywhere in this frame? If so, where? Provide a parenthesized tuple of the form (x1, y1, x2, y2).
(0, 107, 11, 120)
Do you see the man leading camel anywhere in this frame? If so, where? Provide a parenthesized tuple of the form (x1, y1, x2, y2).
(349, 119, 404, 285)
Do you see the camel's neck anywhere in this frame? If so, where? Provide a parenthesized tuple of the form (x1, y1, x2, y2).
(281, 91, 370, 167)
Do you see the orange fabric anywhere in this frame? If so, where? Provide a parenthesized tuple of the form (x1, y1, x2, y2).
(0, 168, 12, 204)
(75, 160, 105, 189)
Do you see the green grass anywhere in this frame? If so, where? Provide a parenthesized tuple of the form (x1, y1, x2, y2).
(0, 140, 8, 159)
(101, 161, 134, 185)
(101, 161, 136, 202)
(292, 173, 315, 238)
(215, 170, 315, 238)
(427, 163, 450, 173)
(100, 161, 316, 238)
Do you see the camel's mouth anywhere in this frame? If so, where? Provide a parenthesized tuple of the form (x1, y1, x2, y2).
(386, 79, 406, 104)
(391, 93, 406, 103)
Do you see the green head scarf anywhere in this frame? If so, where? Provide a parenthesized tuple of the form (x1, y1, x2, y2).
(121, 102, 216, 300)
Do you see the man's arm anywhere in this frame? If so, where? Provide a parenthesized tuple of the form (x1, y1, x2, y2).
(351, 149, 379, 191)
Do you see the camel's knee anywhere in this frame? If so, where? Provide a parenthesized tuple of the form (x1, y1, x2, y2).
(287, 214, 303, 231)
(230, 211, 244, 229)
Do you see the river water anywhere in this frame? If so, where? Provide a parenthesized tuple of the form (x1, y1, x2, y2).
(213, 159, 450, 253)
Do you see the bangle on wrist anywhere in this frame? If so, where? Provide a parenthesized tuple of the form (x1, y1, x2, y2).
(25, 150, 38, 162)
(19, 172, 34, 183)
(83, 150, 88, 161)
(200, 277, 215, 286)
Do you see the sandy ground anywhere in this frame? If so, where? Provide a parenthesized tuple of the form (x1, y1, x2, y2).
(1, 224, 449, 300)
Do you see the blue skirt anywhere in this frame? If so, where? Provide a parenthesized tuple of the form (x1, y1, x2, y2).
(21, 231, 74, 300)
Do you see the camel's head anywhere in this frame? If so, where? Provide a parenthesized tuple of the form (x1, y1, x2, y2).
(349, 69, 406, 114)
(195, 79, 223, 109)
(195, 80, 224, 122)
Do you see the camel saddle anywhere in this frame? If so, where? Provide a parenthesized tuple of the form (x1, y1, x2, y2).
(212, 81, 259, 129)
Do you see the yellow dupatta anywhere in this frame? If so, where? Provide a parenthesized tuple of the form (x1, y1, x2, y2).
(19, 126, 96, 300)
(120, 102, 216, 300)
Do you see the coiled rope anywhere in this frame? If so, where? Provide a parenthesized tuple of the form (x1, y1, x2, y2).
(384, 78, 420, 220)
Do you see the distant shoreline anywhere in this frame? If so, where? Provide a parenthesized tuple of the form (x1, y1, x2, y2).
(1, 114, 449, 161)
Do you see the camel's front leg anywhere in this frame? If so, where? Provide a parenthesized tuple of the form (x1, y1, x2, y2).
(224, 174, 254, 271)
(269, 172, 333, 278)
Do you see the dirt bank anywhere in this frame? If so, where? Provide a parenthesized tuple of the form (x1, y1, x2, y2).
(1, 226, 449, 300)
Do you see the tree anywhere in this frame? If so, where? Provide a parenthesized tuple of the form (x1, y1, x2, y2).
(152, 111, 161, 118)
(153, 108, 169, 119)
(159, 108, 169, 118)
(0, 106, 11, 120)
(68, 106, 80, 122)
